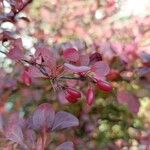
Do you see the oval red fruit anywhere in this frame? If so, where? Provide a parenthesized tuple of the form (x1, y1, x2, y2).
(87, 87, 94, 106)
(96, 80, 112, 92)
(65, 94, 78, 103)
(143, 62, 150, 67)
(107, 69, 120, 81)
(66, 88, 81, 98)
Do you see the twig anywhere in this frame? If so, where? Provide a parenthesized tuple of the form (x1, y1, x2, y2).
(14, 0, 33, 16)
(60, 76, 86, 81)
(0, 50, 7, 55)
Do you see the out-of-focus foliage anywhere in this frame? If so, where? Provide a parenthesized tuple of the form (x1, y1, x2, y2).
(0, 0, 150, 149)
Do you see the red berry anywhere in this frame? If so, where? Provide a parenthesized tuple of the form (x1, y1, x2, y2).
(65, 94, 78, 103)
(96, 80, 112, 92)
(87, 87, 95, 106)
(66, 88, 81, 98)
(143, 62, 150, 67)
(107, 69, 120, 81)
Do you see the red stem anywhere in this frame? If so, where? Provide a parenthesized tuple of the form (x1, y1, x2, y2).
(41, 128, 47, 150)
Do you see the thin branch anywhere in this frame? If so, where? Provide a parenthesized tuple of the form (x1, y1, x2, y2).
(21, 59, 50, 78)
(0, 50, 90, 84)
(0, 50, 7, 55)
(14, 0, 33, 16)
(0, 0, 33, 22)
(60, 76, 86, 81)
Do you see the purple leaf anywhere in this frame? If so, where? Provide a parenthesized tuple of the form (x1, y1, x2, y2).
(52, 111, 79, 131)
(57, 91, 69, 104)
(5, 124, 24, 144)
(117, 91, 140, 114)
(139, 52, 150, 62)
(34, 44, 56, 69)
(7, 38, 24, 60)
(80, 54, 89, 66)
(0, 113, 4, 131)
(55, 141, 74, 150)
(91, 61, 110, 76)
(32, 103, 55, 131)
(27, 66, 45, 78)
(64, 63, 90, 73)
(63, 48, 79, 62)
(137, 67, 150, 76)
(25, 129, 36, 148)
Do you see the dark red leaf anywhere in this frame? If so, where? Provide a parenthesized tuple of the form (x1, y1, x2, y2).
(89, 52, 102, 64)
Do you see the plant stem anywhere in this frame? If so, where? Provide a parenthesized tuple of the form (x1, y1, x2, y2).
(0, 50, 7, 55)
(60, 76, 86, 81)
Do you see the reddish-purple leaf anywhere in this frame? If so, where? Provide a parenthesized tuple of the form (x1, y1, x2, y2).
(63, 48, 79, 62)
(5, 124, 24, 144)
(56, 141, 74, 150)
(2, 144, 13, 150)
(64, 63, 90, 73)
(9, 0, 24, 11)
(1, 31, 15, 42)
(57, 91, 69, 104)
(139, 52, 150, 62)
(32, 103, 55, 131)
(0, 113, 4, 132)
(22, 67, 31, 86)
(117, 91, 140, 114)
(100, 42, 115, 60)
(66, 79, 77, 88)
(27, 66, 45, 78)
(7, 38, 24, 60)
(91, 61, 110, 76)
(52, 111, 79, 131)
(80, 54, 89, 66)
(89, 52, 102, 64)
(137, 67, 150, 76)
(34, 44, 56, 69)
(25, 129, 36, 148)
(7, 48, 23, 60)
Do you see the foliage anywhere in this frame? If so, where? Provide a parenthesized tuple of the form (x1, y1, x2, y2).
(0, 0, 150, 149)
